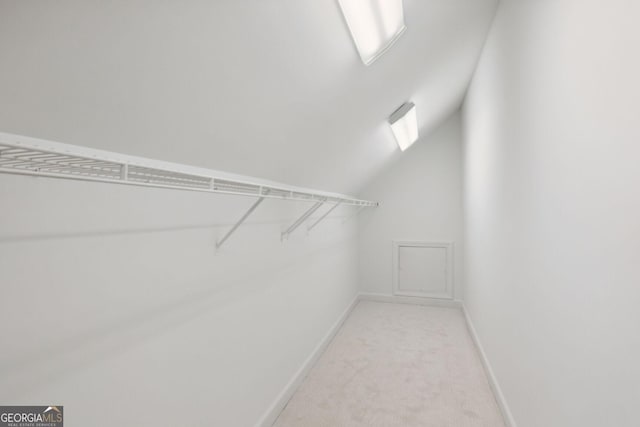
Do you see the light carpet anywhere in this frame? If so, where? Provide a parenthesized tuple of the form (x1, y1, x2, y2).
(273, 301, 505, 427)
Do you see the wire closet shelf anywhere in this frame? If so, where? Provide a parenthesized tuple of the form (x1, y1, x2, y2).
(0, 132, 377, 248)
(0, 132, 377, 207)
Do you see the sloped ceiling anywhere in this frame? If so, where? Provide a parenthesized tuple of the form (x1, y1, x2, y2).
(0, 0, 497, 194)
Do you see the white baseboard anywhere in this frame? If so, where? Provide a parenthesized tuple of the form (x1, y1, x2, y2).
(255, 294, 360, 427)
(462, 304, 517, 427)
(359, 292, 463, 308)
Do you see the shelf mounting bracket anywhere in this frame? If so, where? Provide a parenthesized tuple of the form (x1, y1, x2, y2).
(216, 196, 266, 249)
(281, 200, 325, 240)
(307, 201, 342, 232)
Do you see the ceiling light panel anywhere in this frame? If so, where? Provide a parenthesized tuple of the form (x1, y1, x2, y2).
(389, 102, 418, 151)
(338, 0, 406, 65)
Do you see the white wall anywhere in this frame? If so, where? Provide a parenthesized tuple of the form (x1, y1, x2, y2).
(0, 174, 359, 426)
(0, 2, 373, 425)
(359, 113, 464, 300)
(463, 1, 640, 426)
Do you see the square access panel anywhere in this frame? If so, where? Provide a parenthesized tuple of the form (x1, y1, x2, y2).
(393, 241, 454, 299)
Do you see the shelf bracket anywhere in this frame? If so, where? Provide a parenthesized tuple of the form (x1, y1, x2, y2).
(307, 201, 342, 232)
(216, 196, 266, 249)
(281, 200, 325, 240)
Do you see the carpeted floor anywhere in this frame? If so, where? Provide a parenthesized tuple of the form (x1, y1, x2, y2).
(273, 301, 505, 427)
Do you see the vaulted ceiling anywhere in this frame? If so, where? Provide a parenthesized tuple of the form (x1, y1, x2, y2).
(0, 0, 497, 194)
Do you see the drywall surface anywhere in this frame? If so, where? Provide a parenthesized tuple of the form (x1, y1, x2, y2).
(463, 1, 640, 426)
(0, 174, 359, 427)
(359, 114, 463, 300)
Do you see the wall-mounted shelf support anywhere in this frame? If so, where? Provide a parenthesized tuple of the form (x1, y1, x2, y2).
(307, 201, 342, 232)
(281, 200, 325, 240)
(216, 196, 266, 249)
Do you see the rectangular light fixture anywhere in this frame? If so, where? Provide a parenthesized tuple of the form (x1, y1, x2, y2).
(338, 0, 406, 65)
(389, 102, 418, 151)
